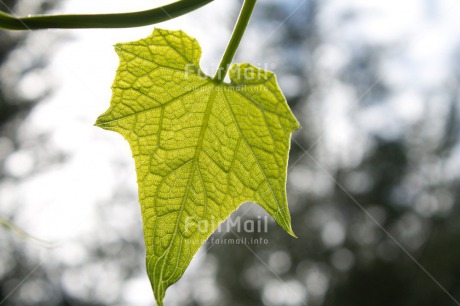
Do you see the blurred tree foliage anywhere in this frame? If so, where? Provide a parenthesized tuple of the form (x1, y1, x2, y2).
(0, 1, 70, 305)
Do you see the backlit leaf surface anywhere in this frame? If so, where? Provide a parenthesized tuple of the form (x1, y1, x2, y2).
(95, 28, 300, 306)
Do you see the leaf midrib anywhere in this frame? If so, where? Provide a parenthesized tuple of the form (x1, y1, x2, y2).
(156, 85, 218, 291)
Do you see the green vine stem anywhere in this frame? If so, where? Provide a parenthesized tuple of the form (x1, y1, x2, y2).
(0, 0, 213, 30)
(213, 0, 257, 82)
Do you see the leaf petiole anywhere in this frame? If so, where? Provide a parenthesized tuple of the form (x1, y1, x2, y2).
(213, 0, 257, 82)
(0, 0, 213, 30)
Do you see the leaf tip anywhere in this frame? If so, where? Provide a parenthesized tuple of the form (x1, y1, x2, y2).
(284, 222, 298, 238)
(288, 228, 298, 238)
(113, 42, 123, 53)
(153, 283, 166, 306)
(94, 116, 104, 128)
(292, 119, 301, 131)
(94, 114, 113, 131)
(156, 299, 164, 306)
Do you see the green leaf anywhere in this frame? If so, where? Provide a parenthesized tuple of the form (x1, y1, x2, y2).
(95, 28, 300, 306)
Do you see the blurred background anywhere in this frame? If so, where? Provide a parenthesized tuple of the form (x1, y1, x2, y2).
(1, 0, 460, 305)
